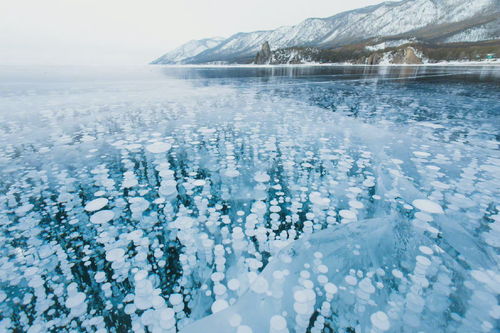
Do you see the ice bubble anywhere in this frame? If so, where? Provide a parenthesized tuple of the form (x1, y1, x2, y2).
(415, 212, 433, 222)
(124, 304, 136, 315)
(294, 290, 307, 303)
(173, 216, 194, 230)
(412, 199, 444, 214)
(347, 186, 362, 194)
(90, 210, 115, 224)
(24, 267, 39, 276)
(303, 280, 314, 290)
(490, 306, 500, 319)
(430, 181, 450, 190)
(214, 284, 227, 296)
(193, 179, 206, 186)
(309, 192, 324, 204)
(160, 307, 175, 320)
(359, 278, 375, 294)
(449, 194, 476, 209)
(123, 178, 138, 188)
(95, 272, 106, 283)
(15, 204, 34, 216)
(128, 230, 144, 241)
(159, 184, 178, 197)
(339, 210, 357, 221)
(228, 279, 241, 291)
(28, 275, 44, 288)
(419, 122, 444, 129)
(146, 142, 171, 154)
(317, 265, 328, 274)
(211, 272, 225, 282)
(324, 283, 338, 295)
(141, 309, 156, 326)
(270, 205, 281, 213)
(224, 168, 240, 177)
(84, 198, 109, 212)
(314, 252, 323, 259)
(470, 270, 500, 293)
(427, 226, 440, 234)
(348, 200, 364, 209)
(136, 279, 154, 295)
(124, 143, 141, 150)
(152, 295, 165, 308)
(416, 255, 432, 267)
(270, 315, 287, 330)
(229, 314, 242, 327)
(134, 296, 152, 310)
(371, 311, 390, 331)
(345, 275, 357, 286)
(65, 292, 86, 308)
(413, 151, 431, 158)
(67, 282, 78, 294)
(211, 299, 229, 313)
(129, 197, 150, 213)
(197, 126, 216, 134)
(134, 270, 148, 282)
(39, 245, 55, 258)
(426, 165, 440, 171)
(169, 293, 183, 306)
(237, 325, 253, 333)
(294, 302, 312, 315)
(254, 172, 270, 183)
(418, 246, 433, 255)
(318, 275, 328, 284)
(106, 248, 125, 262)
(250, 276, 269, 294)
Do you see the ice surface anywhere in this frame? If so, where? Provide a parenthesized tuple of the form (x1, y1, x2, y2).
(0, 65, 499, 332)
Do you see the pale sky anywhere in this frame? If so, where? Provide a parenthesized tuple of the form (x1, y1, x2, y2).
(0, 0, 387, 65)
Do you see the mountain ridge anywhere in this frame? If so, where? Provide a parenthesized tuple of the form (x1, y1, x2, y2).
(151, 37, 225, 64)
(152, 0, 499, 64)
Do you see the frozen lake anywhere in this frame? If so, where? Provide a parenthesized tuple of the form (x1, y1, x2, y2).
(0, 65, 499, 332)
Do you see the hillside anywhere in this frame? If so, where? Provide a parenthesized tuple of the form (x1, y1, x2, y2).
(152, 0, 500, 65)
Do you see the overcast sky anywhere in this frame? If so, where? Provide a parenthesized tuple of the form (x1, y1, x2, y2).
(0, 0, 387, 65)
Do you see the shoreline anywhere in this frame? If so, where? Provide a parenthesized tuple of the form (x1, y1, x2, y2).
(153, 61, 500, 68)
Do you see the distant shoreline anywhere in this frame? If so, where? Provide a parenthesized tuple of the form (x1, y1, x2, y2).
(153, 61, 500, 68)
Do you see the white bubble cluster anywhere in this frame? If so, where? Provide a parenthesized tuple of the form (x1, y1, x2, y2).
(0, 66, 498, 333)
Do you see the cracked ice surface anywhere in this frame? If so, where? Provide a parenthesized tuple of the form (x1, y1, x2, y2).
(0, 66, 499, 333)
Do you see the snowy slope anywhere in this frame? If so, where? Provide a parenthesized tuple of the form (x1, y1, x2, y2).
(443, 19, 500, 43)
(151, 37, 225, 64)
(175, 0, 498, 64)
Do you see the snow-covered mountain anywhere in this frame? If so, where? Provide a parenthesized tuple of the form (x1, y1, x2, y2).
(153, 0, 499, 64)
(151, 37, 224, 64)
(443, 20, 500, 43)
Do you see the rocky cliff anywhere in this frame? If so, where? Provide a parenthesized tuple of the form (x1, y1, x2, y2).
(254, 42, 272, 64)
(255, 40, 499, 65)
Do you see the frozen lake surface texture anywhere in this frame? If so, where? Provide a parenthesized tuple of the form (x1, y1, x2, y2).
(0, 65, 499, 333)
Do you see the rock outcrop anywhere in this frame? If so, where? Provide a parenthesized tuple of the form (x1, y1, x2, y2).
(363, 46, 424, 65)
(366, 53, 382, 65)
(254, 42, 272, 64)
(392, 47, 423, 64)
